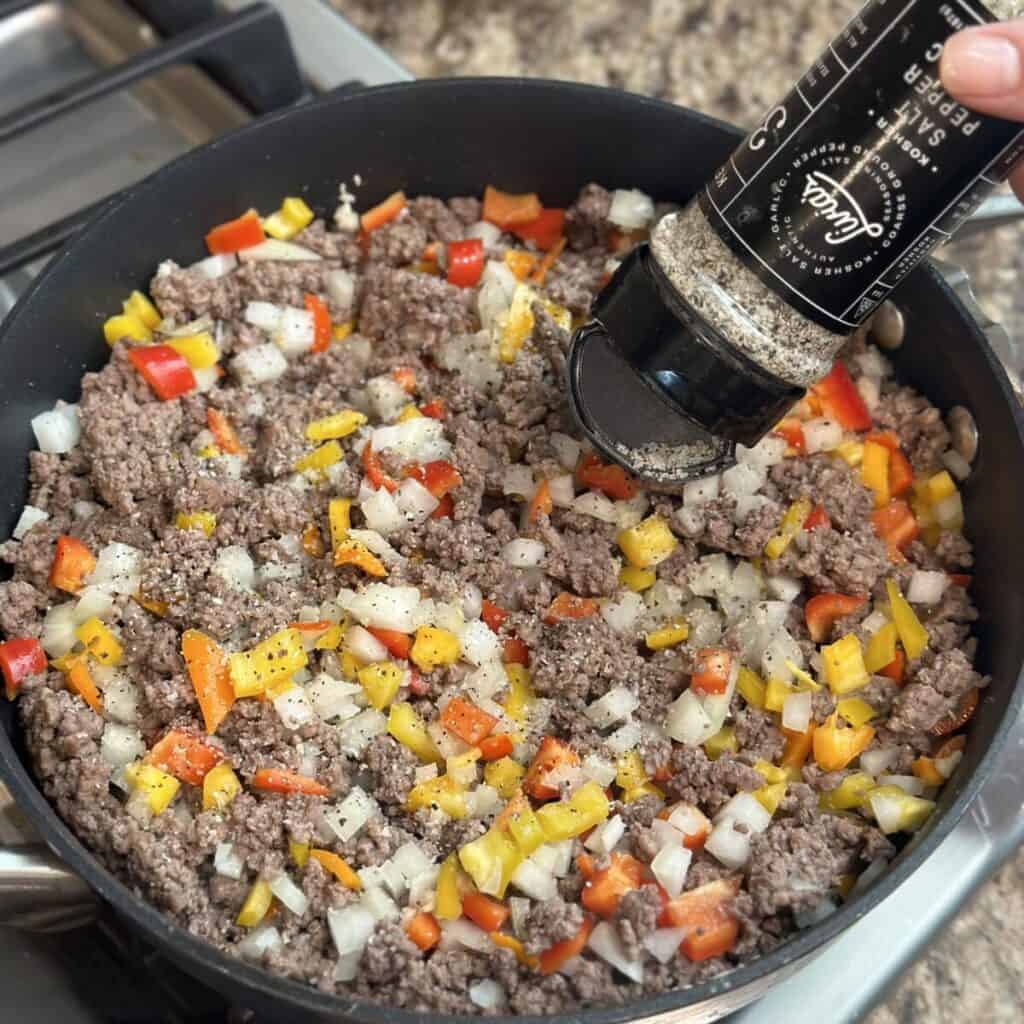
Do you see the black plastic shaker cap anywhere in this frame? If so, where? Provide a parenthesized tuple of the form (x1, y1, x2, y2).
(567, 244, 804, 485)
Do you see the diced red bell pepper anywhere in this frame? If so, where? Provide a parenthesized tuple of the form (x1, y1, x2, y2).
(252, 768, 329, 797)
(773, 417, 806, 454)
(49, 535, 96, 594)
(367, 627, 412, 660)
(803, 504, 831, 531)
(431, 493, 454, 520)
(361, 442, 398, 493)
(146, 729, 224, 786)
(477, 733, 514, 761)
(127, 345, 196, 401)
(524, 736, 580, 801)
(0, 638, 47, 700)
(205, 209, 265, 254)
(888, 448, 914, 497)
(813, 360, 872, 432)
(879, 647, 905, 683)
(441, 696, 497, 746)
(575, 451, 639, 500)
(691, 648, 732, 695)
(804, 593, 867, 643)
(538, 917, 594, 976)
(947, 573, 972, 589)
(658, 877, 742, 962)
(304, 293, 331, 353)
(871, 499, 919, 556)
(446, 238, 485, 288)
(461, 892, 509, 932)
(510, 208, 566, 252)
(502, 637, 530, 666)
(865, 430, 900, 451)
(207, 408, 245, 455)
(417, 460, 463, 500)
(392, 367, 417, 395)
(481, 600, 509, 634)
(543, 592, 599, 625)
(361, 191, 406, 233)
(656, 803, 713, 850)
(526, 479, 553, 524)
(405, 911, 441, 952)
(420, 398, 446, 420)
(929, 687, 979, 737)
(482, 186, 543, 229)
(578, 852, 646, 918)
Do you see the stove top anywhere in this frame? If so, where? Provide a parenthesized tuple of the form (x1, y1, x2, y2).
(0, 2, 1021, 1022)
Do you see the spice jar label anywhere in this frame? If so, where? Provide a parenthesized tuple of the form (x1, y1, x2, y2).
(701, 0, 1024, 333)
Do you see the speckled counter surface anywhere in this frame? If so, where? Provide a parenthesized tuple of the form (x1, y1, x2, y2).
(332, 2, 1024, 1020)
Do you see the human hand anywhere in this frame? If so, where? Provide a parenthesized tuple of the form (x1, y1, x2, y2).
(941, 21, 1024, 199)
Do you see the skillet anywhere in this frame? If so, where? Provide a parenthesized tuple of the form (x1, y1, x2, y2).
(1, 78, 1022, 1023)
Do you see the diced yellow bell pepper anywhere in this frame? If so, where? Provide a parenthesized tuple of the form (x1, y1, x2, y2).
(819, 771, 875, 811)
(737, 666, 767, 710)
(834, 440, 864, 467)
(263, 196, 314, 240)
(332, 321, 354, 342)
(786, 660, 821, 692)
(175, 511, 217, 537)
(125, 762, 179, 815)
(885, 580, 929, 660)
(357, 661, 404, 710)
(704, 726, 738, 761)
(388, 702, 443, 763)
(867, 785, 936, 834)
(294, 441, 343, 477)
(813, 713, 875, 772)
(491, 931, 539, 969)
(396, 404, 424, 423)
(921, 470, 956, 505)
(314, 624, 343, 651)
(123, 290, 161, 329)
(435, 854, 464, 920)
(196, 444, 218, 459)
(134, 592, 169, 618)
(446, 748, 482, 786)
(503, 665, 534, 723)
(289, 840, 310, 867)
(617, 516, 678, 568)
(406, 774, 467, 819)
(764, 677, 795, 713)
(202, 762, 241, 811)
(103, 313, 152, 346)
(821, 634, 870, 695)
(619, 566, 656, 592)
(334, 539, 387, 577)
(860, 440, 891, 508)
(754, 781, 787, 815)
(753, 760, 788, 785)
(75, 617, 123, 666)
(645, 618, 690, 651)
(543, 300, 572, 331)
(498, 283, 538, 364)
(623, 782, 665, 804)
(507, 806, 547, 856)
(305, 410, 367, 442)
(459, 828, 522, 897)
(485, 758, 525, 799)
(236, 879, 274, 927)
(836, 697, 877, 728)
(339, 647, 359, 678)
(615, 752, 648, 793)
(228, 628, 307, 698)
(536, 781, 610, 842)
(410, 627, 461, 672)
(864, 621, 898, 674)
(167, 332, 219, 370)
(764, 498, 812, 559)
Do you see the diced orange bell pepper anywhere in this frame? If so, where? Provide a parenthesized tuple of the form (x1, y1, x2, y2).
(392, 367, 417, 395)
(578, 852, 646, 918)
(205, 209, 265, 254)
(334, 540, 388, 577)
(803, 504, 831, 531)
(928, 687, 979, 737)
(461, 892, 509, 932)
(367, 627, 412, 660)
(575, 451, 638, 500)
(659, 877, 742, 962)
(504, 250, 538, 280)
(773, 417, 806, 454)
(912, 756, 946, 787)
(301, 523, 326, 559)
(691, 648, 732, 696)
(528, 235, 567, 281)
(405, 911, 442, 951)
(502, 637, 530, 666)
(526, 479, 553, 524)
(879, 647, 905, 683)
(871, 499, 919, 557)
(251, 768, 329, 797)
(889, 449, 914, 497)
(538, 917, 594, 976)
(182, 630, 236, 735)
(780, 722, 817, 773)
(146, 729, 224, 786)
(207, 408, 245, 455)
(491, 930, 539, 968)
(477, 733, 514, 761)
(65, 659, 103, 715)
(656, 803, 712, 850)
(804, 593, 867, 643)
(865, 430, 899, 451)
(524, 736, 580, 801)
(442, 696, 497, 746)
(304, 293, 331, 353)
(812, 713, 875, 772)
(512, 209, 566, 252)
(481, 600, 509, 634)
(308, 848, 362, 889)
(482, 186, 543, 229)
(49, 536, 96, 594)
(813, 360, 872, 431)
(543, 592, 599, 625)
(361, 191, 407, 233)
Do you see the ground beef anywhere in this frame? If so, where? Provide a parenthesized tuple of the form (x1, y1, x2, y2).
(1, 181, 983, 1017)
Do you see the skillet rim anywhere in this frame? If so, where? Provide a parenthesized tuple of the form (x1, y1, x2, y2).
(1, 76, 1022, 1024)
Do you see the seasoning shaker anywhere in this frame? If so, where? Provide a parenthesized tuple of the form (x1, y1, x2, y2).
(569, 0, 1024, 483)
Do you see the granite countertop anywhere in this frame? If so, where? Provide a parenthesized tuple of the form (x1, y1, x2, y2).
(333, 2, 1023, 1020)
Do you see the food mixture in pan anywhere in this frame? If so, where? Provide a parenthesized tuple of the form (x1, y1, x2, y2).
(0, 183, 986, 1014)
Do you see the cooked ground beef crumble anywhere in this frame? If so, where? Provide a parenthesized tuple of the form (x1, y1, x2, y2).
(0, 182, 985, 1015)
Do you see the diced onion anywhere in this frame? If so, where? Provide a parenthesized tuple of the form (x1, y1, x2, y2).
(878, 774, 927, 796)
(323, 787, 379, 843)
(860, 610, 890, 636)
(502, 464, 535, 499)
(704, 821, 751, 868)
(721, 461, 766, 497)
(510, 897, 530, 938)
(715, 792, 772, 833)
(935, 750, 963, 779)
(615, 493, 650, 531)
(86, 543, 142, 595)
(550, 433, 582, 471)
(868, 791, 912, 834)
(588, 921, 645, 983)
(651, 844, 692, 898)
(586, 686, 640, 728)
(12, 505, 48, 540)
(762, 629, 803, 682)
(460, 582, 483, 621)
(439, 918, 492, 953)
(372, 418, 451, 463)
(394, 479, 439, 526)
(605, 720, 642, 755)
(465, 220, 503, 248)
(325, 268, 356, 310)
(337, 709, 387, 757)
(734, 494, 772, 525)
(214, 545, 256, 591)
(72, 587, 114, 625)
(688, 554, 732, 597)
(803, 417, 843, 454)
(274, 308, 316, 356)
(335, 951, 361, 983)
(502, 538, 546, 567)
(737, 435, 787, 470)
(245, 301, 283, 332)
(328, 905, 376, 956)
(102, 676, 139, 724)
(644, 927, 687, 964)
(511, 858, 558, 900)
(782, 690, 813, 733)
(600, 591, 645, 634)
(932, 492, 964, 530)
(573, 491, 618, 523)
(231, 343, 288, 385)
(366, 376, 410, 423)
(467, 783, 502, 819)
(343, 584, 421, 633)
(766, 575, 802, 602)
(100, 722, 145, 768)
(548, 474, 575, 507)
(585, 814, 626, 854)
(941, 448, 972, 481)
(347, 625, 390, 664)
(854, 348, 890, 379)
(906, 570, 948, 606)
(238, 925, 282, 960)
(683, 474, 720, 507)
(307, 675, 362, 723)
(465, 660, 507, 702)
(665, 689, 714, 746)
(860, 747, 898, 777)
(31, 403, 80, 454)
(469, 980, 506, 1010)
(270, 872, 309, 916)
(408, 866, 441, 908)
(214, 843, 244, 880)
(192, 252, 237, 279)
(459, 620, 501, 666)
(238, 238, 321, 262)
(608, 188, 655, 230)
(273, 686, 315, 730)
(856, 375, 880, 411)
(581, 753, 617, 787)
